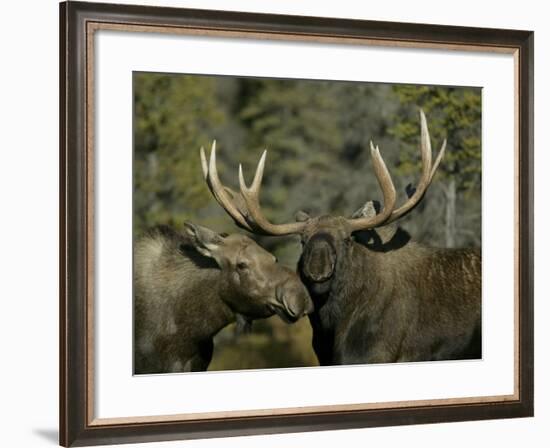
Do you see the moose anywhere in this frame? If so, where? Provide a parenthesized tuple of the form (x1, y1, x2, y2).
(134, 223, 313, 374)
(200, 110, 481, 365)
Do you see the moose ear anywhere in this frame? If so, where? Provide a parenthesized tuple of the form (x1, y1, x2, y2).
(350, 201, 398, 246)
(295, 210, 310, 222)
(183, 222, 224, 259)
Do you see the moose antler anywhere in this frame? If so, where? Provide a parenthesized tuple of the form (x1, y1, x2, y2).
(344, 109, 446, 231)
(201, 109, 445, 236)
(237, 151, 308, 235)
(200, 141, 254, 232)
(234, 140, 397, 235)
(382, 109, 446, 224)
(343, 142, 398, 232)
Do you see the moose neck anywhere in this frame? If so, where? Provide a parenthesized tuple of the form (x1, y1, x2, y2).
(305, 241, 381, 365)
(210, 278, 239, 334)
(181, 272, 236, 343)
(315, 242, 384, 323)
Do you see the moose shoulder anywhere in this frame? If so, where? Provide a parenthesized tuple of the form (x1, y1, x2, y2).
(200, 109, 481, 365)
(134, 224, 313, 374)
(302, 216, 481, 365)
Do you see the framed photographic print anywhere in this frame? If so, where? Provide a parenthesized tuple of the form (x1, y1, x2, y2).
(59, 1, 534, 446)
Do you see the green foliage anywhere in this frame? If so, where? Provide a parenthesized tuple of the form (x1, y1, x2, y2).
(239, 79, 343, 217)
(390, 85, 482, 191)
(133, 73, 227, 233)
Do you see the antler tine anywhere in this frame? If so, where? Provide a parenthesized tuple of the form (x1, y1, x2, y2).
(384, 109, 446, 224)
(346, 142, 397, 232)
(238, 151, 306, 236)
(201, 142, 254, 232)
(419, 109, 432, 179)
(430, 138, 446, 182)
(346, 109, 445, 232)
(200, 146, 208, 179)
(252, 149, 267, 192)
(238, 149, 266, 195)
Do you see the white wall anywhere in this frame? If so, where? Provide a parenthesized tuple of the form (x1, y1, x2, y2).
(0, 0, 546, 447)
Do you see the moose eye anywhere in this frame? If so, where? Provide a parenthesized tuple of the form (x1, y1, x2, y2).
(237, 261, 248, 270)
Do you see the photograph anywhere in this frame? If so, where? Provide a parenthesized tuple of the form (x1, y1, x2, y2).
(132, 73, 482, 374)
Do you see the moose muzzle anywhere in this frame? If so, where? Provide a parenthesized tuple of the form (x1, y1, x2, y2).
(301, 234, 337, 283)
(273, 275, 314, 322)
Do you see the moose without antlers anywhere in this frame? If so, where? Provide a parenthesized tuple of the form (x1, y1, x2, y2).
(201, 110, 481, 365)
(134, 223, 313, 374)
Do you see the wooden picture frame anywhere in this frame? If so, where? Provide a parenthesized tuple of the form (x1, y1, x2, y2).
(59, 1, 534, 446)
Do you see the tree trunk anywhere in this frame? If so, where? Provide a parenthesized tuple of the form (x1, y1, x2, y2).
(444, 178, 456, 248)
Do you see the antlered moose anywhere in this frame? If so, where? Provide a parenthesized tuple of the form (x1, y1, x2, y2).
(201, 110, 481, 365)
(134, 223, 313, 374)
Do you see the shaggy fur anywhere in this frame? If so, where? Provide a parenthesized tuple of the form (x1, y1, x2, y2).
(134, 225, 312, 374)
(298, 216, 481, 365)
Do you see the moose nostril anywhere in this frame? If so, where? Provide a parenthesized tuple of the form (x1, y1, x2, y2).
(278, 293, 299, 319)
(286, 305, 298, 318)
(276, 281, 311, 320)
(288, 307, 303, 321)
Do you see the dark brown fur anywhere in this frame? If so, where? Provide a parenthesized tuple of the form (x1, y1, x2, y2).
(298, 216, 481, 365)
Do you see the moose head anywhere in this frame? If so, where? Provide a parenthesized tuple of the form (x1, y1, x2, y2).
(200, 110, 446, 297)
(183, 222, 314, 322)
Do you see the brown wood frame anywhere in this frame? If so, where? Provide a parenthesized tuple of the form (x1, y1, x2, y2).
(59, 1, 534, 446)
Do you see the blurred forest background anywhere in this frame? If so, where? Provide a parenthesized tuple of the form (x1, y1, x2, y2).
(133, 72, 482, 372)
